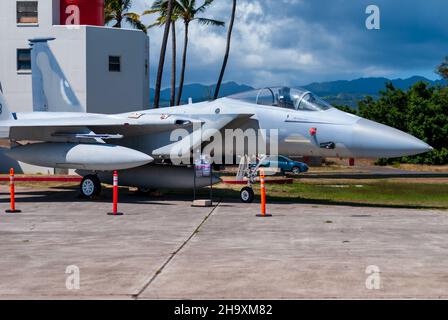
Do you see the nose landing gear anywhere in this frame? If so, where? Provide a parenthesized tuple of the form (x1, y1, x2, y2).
(236, 155, 267, 203)
(240, 186, 255, 203)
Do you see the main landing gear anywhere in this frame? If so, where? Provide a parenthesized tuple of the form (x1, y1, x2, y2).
(80, 174, 102, 198)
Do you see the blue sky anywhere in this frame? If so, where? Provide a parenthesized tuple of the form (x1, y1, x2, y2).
(131, 0, 448, 88)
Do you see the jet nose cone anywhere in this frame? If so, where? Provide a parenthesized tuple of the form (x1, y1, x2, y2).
(352, 119, 433, 158)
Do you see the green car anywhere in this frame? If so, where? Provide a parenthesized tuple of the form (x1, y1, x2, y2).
(254, 156, 309, 175)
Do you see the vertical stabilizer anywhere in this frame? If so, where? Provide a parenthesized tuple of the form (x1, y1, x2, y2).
(29, 37, 83, 112)
(0, 88, 13, 121)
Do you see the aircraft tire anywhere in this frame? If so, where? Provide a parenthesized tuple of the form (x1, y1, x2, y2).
(80, 175, 102, 198)
(240, 187, 255, 204)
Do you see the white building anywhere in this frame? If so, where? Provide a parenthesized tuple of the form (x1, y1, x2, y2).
(0, 0, 150, 173)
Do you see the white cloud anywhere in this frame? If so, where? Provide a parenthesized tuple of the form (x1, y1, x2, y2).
(130, 0, 448, 87)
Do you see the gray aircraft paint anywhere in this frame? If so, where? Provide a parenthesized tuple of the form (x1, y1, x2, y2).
(0, 38, 433, 190)
(83, 165, 220, 189)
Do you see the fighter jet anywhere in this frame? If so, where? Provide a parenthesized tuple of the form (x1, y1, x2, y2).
(0, 38, 433, 202)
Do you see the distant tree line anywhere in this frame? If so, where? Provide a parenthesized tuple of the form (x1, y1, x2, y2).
(336, 78, 448, 165)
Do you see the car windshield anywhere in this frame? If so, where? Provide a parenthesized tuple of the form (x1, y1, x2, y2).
(228, 87, 333, 111)
(278, 156, 291, 162)
(268, 156, 290, 162)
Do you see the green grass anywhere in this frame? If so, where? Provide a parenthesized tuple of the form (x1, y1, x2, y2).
(2, 175, 446, 210)
(213, 180, 448, 209)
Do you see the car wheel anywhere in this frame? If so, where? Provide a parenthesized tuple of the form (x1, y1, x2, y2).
(80, 175, 101, 198)
(240, 187, 255, 204)
(292, 166, 301, 174)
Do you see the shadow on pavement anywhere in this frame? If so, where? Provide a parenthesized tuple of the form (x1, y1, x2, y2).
(1, 185, 445, 210)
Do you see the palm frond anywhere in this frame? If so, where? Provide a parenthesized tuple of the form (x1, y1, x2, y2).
(104, 14, 116, 25)
(147, 21, 163, 28)
(177, 0, 189, 12)
(144, 1, 181, 20)
(195, 0, 215, 14)
(142, 9, 162, 15)
(123, 0, 133, 11)
(150, 0, 166, 8)
(124, 12, 148, 33)
(124, 12, 142, 21)
(196, 17, 225, 27)
(147, 15, 169, 28)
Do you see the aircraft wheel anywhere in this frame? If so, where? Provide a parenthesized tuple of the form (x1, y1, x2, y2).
(240, 187, 255, 204)
(80, 175, 102, 198)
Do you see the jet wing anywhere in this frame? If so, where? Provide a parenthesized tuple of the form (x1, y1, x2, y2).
(0, 113, 200, 142)
(7, 113, 198, 127)
(152, 114, 253, 158)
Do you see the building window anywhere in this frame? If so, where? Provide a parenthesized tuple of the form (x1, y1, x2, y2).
(109, 56, 121, 72)
(17, 1, 38, 24)
(17, 49, 32, 71)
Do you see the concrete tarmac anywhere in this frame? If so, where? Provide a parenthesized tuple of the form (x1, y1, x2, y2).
(0, 186, 447, 299)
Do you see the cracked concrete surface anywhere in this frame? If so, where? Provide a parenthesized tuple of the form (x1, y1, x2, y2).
(1, 186, 447, 299)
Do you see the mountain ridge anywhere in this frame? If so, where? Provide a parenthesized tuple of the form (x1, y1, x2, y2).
(151, 77, 446, 107)
(302, 76, 445, 95)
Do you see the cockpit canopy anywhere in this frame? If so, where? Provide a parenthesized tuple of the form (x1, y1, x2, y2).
(228, 87, 333, 111)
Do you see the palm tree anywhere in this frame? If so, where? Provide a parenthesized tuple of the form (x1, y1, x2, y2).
(144, 0, 179, 107)
(437, 56, 448, 81)
(105, 0, 147, 33)
(175, 0, 225, 106)
(214, 0, 237, 100)
(149, 0, 175, 108)
(170, 20, 177, 106)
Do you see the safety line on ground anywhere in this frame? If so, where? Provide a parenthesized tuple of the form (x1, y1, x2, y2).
(132, 200, 222, 299)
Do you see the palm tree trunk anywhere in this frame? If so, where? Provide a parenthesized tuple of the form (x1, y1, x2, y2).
(115, 7, 123, 28)
(176, 21, 189, 106)
(214, 0, 236, 100)
(170, 21, 177, 107)
(115, 15, 122, 28)
(154, 0, 174, 108)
